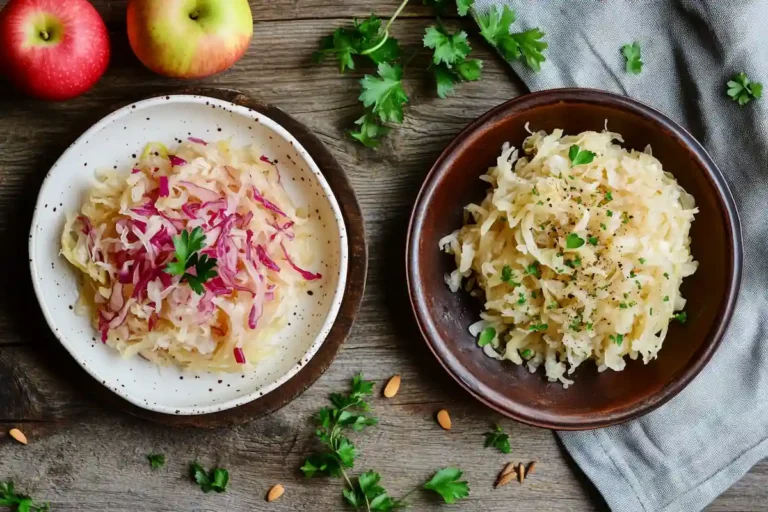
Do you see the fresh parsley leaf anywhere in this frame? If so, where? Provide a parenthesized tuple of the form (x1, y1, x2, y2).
(457, 0, 474, 16)
(568, 145, 596, 166)
(0, 481, 49, 512)
(344, 471, 402, 511)
(359, 63, 409, 124)
(609, 334, 624, 346)
(501, 264, 513, 283)
(517, 293, 526, 305)
(478, 327, 496, 347)
(424, 26, 471, 67)
(190, 463, 229, 493)
(316, 28, 358, 73)
(184, 253, 218, 295)
(483, 424, 511, 454)
(147, 453, 165, 469)
(165, 228, 218, 294)
(313, 17, 402, 73)
(604, 191, 613, 202)
(607, 210, 614, 217)
(455, 58, 483, 81)
(621, 42, 643, 74)
(511, 28, 548, 71)
(673, 311, 688, 323)
(525, 262, 541, 278)
(566, 233, 585, 249)
(588, 236, 599, 246)
(349, 109, 390, 148)
(477, 6, 547, 71)
(423, 467, 470, 504)
(301, 453, 342, 478)
(434, 64, 459, 98)
(727, 72, 763, 106)
(520, 348, 533, 358)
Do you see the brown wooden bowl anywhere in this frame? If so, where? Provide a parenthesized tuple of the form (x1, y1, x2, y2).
(406, 89, 742, 430)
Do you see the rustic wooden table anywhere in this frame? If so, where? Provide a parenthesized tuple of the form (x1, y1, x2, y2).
(0, 1, 765, 510)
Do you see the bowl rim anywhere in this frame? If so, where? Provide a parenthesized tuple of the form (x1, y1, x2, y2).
(28, 94, 350, 416)
(406, 87, 743, 430)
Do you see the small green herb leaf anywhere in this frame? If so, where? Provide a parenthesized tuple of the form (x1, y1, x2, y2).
(423, 467, 470, 504)
(524, 262, 541, 278)
(609, 334, 625, 346)
(483, 424, 511, 454)
(566, 233, 585, 249)
(477, 6, 546, 71)
(727, 72, 763, 106)
(349, 109, 390, 148)
(568, 145, 596, 166)
(478, 327, 496, 347)
(673, 311, 687, 323)
(147, 453, 165, 469)
(190, 463, 229, 493)
(521, 348, 533, 358)
(621, 42, 643, 74)
(424, 26, 471, 68)
(456, 0, 474, 16)
(359, 63, 409, 124)
(588, 236, 599, 246)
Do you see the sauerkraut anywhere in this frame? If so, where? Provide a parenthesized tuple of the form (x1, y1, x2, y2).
(439, 128, 697, 387)
(61, 138, 322, 372)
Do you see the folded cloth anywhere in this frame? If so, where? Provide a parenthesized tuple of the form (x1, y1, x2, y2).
(471, 1, 768, 510)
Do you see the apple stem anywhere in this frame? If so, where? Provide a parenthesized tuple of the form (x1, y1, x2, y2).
(40, 30, 50, 41)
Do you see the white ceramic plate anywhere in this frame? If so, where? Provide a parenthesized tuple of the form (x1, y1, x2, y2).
(29, 95, 348, 415)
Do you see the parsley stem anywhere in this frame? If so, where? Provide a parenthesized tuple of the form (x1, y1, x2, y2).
(384, 0, 410, 33)
(360, 30, 390, 55)
(341, 467, 372, 512)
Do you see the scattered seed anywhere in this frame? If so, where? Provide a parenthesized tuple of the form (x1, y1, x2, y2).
(527, 460, 537, 477)
(383, 375, 401, 398)
(495, 462, 517, 488)
(436, 409, 452, 430)
(8, 428, 27, 445)
(266, 484, 285, 502)
(518, 462, 526, 483)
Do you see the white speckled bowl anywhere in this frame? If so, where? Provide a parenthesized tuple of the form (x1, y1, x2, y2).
(29, 95, 348, 415)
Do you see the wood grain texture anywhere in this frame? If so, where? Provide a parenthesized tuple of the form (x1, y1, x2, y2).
(0, 3, 763, 511)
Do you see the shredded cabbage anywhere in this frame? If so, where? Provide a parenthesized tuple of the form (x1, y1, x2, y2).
(61, 138, 323, 372)
(440, 129, 698, 387)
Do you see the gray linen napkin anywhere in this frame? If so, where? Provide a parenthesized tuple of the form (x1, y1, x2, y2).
(471, 1, 768, 510)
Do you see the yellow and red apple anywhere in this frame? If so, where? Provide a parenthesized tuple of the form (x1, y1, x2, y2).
(127, 0, 253, 79)
(0, 0, 110, 101)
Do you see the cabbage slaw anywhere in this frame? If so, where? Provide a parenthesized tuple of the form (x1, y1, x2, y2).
(440, 129, 698, 387)
(61, 138, 323, 372)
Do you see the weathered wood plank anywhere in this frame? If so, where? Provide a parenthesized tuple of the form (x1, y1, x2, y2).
(0, 0, 442, 23)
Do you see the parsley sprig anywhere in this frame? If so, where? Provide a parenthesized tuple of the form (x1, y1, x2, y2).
(0, 481, 49, 512)
(147, 453, 165, 469)
(621, 42, 643, 74)
(164, 227, 218, 295)
(190, 463, 229, 493)
(483, 424, 511, 454)
(315, 0, 546, 147)
(302, 373, 469, 510)
(727, 72, 763, 106)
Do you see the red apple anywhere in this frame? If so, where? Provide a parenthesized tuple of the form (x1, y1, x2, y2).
(127, 0, 253, 79)
(0, 0, 110, 101)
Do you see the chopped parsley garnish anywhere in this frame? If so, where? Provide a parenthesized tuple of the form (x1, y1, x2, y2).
(520, 348, 533, 358)
(663, 296, 670, 302)
(165, 227, 218, 295)
(148, 453, 166, 469)
(673, 311, 688, 323)
(517, 293, 526, 305)
(565, 256, 582, 268)
(566, 233, 585, 249)
(0, 481, 49, 512)
(619, 302, 629, 309)
(622, 212, 630, 224)
(600, 223, 607, 230)
(525, 262, 541, 278)
(478, 327, 496, 347)
(588, 236, 598, 246)
(532, 186, 539, 196)
(537, 200, 544, 206)
(568, 145, 596, 166)
(638, 258, 647, 264)
(531, 291, 538, 299)
(604, 191, 613, 202)
(621, 41, 643, 74)
(547, 301, 558, 310)
(606, 210, 614, 217)
(609, 334, 624, 346)
(569, 317, 583, 331)
(483, 424, 511, 454)
(190, 463, 229, 493)
(727, 72, 762, 106)
(586, 322, 594, 330)
(528, 322, 548, 332)
(501, 264, 513, 282)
